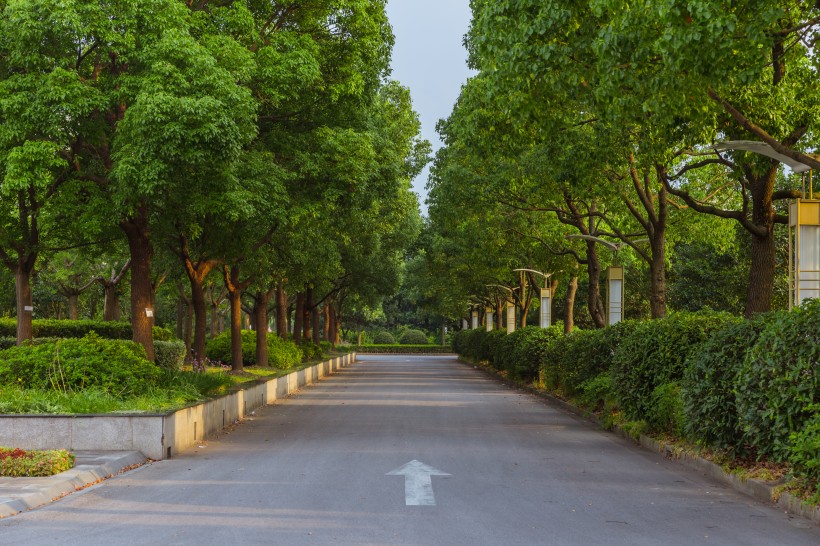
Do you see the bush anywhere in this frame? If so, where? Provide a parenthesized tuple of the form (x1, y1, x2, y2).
(682, 317, 769, 454)
(399, 329, 429, 345)
(0, 333, 161, 396)
(154, 340, 187, 370)
(648, 382, 685, 437)
(300, 341, 323, 361)
(480, 330, 507, 366)
(736, 300, 820, 461)
(505, 325, 563, 382)
(453, 329, 488, 360)
(611, 311, 739, 424)
(0, 447, 75, 477)
(205, 330, 302, 368)
(372, 331, 396, 344)
(788, 407, 820, 493)
(355, 345, 452, 354)
(0, 319, 175, 341)
(541, 321, 637, 396)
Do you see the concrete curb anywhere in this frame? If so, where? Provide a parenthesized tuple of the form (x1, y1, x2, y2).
(0, 451, 147, 519)
(459, 358, 820, 526)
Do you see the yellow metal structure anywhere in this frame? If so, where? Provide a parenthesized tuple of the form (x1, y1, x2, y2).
(607, 266, 624, 325)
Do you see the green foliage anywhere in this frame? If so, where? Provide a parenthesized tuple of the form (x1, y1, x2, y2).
(372, 331, 396, 344)
(736, 300, 820, 461)
(398, 329, 428, 345)
(481, 330, 507, 366)
(0, 447, 74, 477)
(503, 325, 563, 382)
(0, 333, 161, 396)
(452, 329, 488, 360)
(154, 340, 187, 371)
(205, 331, 301, 368)
(682, 317, 770, 454)
(355, 345, 451, 354)
(542, 321, 639, 396)
(579, 373, 616, 413)
(0, 319, 173, 341)
(611, 311, 740, 423)
(648, 382, 685, 437)
(788, 407, 820, 491)
(299, 341, 323, 361)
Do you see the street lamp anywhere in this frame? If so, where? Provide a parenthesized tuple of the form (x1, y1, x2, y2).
(486, 284, 520, 333)
(513, 268, 553, 328)
(565, 234, 647, 325)
(714, 141, 819, 308)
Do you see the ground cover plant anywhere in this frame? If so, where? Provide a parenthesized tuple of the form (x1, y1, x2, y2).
(0, 447, 74, 477)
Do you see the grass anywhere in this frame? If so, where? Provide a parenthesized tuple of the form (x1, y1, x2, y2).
(0, 351, 349, 415)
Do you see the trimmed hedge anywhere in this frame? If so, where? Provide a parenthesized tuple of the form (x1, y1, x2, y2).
(205, 330, 302, 368)
(356, 345, 452, 354)
(611, 311, 739, 423)
(0, 318, 174, 341)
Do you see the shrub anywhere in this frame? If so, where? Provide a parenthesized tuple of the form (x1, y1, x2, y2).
(154, 340, 187, 370)
(736, 300, 820, 461)
(480, 330, 507, 367)
(648, 382, 685, 437)
(454, 329, 488, 360)
(205, 330, 302, 368)
(0, 333, 161, 396)
(507, 325, 563, 382)
(0, 447, 75, 477)
(399, 329, 429, 345)
(682, 317, 770, 454)
(788, 406, 820, 493)
(611, 311, 739, 424)
(299, 341, 323, 361)
(372, 331, 396, 344)
(0, 319, 175, 341)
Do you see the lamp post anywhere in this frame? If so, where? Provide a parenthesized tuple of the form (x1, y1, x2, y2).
(714, 141, 819, 308)
(486, 284, 520, 333)
(565, 234, 647, 325)
(513, 268, 553, 328)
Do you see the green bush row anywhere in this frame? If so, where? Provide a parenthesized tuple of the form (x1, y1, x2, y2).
(355, 345, 451, 354)
(205, 330, 303, 368)
(0, 318, 174, 341)
(452, 302, 820, 489)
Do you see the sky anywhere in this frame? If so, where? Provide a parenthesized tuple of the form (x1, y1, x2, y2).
(385, 1, 476, 215)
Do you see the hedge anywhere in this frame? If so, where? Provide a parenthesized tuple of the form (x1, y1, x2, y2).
(205, 330, 302, 368)
(372, 331, 397, 344)
(0, 318, 174, 341)
(398, 329, 429, 345)
(355, 345, 452, 354)
(0, 333, 162, 396)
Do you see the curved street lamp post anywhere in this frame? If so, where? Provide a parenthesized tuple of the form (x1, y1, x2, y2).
(513, 268, 553, 328)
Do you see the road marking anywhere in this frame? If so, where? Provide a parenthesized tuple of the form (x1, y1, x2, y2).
(386, 460, 451, 506)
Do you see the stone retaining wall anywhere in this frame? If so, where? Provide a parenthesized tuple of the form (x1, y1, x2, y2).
(0, 353, 356, 460)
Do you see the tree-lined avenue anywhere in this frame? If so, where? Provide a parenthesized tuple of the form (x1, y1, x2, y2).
(2, 355, 817, 545)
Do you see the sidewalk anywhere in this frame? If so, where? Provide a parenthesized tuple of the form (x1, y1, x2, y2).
(0, 451, 147, 518)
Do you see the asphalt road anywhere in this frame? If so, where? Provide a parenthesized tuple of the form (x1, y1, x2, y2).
(1, 355, 818, 545)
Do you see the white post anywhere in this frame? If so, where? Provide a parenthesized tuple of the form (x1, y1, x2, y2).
(506, 302, 515, 334)
(539, 287, 551, 328)
(471, 310, 479, 330)
(607, 266, 624, 325)
(790, 199, 820, 307)
(485, 307, 494, 332)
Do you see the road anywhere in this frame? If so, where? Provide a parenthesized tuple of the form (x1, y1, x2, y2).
(1, 355, 817, 545)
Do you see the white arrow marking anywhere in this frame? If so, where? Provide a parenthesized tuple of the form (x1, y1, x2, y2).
(386, 459, 451, 506)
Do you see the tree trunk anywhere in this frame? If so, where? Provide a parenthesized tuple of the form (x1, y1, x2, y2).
(328, 304, 339, 346)
(67, 294, 79, 320)
(14, 265, 34, 344)
(254, 293, 270, 367)
(121, 211, 155, 361)
(496, 301, 503, 330)
(312, 304, 321, 345)
(564, 276, 578, 334)
(184, 302, 193, 363)
(323, 303, 330, 342)
(585, 241, 607, 328)
(293, 292, 304, 345)
(649, 230, 667, 319)
(223, 265, 251, 373)
(744, 167, 778, 317)
(303, 287, 313, 342)
(276, 284, 288, 339)
(188, 273, 211, 362)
